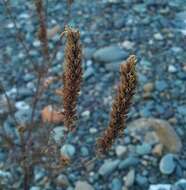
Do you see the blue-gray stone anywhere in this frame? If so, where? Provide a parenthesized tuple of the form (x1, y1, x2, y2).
(15, 109, 32, 125)
(52, 127, 65, 143)
(155, 80, 168, 91)
(60, 144, 76, 158)
(177, 106, 186, 115)
(159, 154, 176, 175)
(136, 143, 152, 156)
(99, 159, 120, 177)
(136, 174, 148, 186)
(111, 178, 122, 190)
(80, 146, 89, 157)
(174, 179, 186, 190)
(23, 73, 35, 82)
(140, 59, 152, 68)
(30, 187, 41, 190)
(105, 61, 123, 72)
(84, 67, 94, 79)
(93, 45, 128, 63)
(133, 4, 146, 13)
(118, 156, 139, 169)
(18, 87, 34, 98)
(84, 48, 96, 59)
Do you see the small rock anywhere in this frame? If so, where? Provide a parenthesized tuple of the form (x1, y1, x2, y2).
(52, 127, 65, 143)
(105, 61, 123, 71)
(174, 179, 186, 190)
(155, 80, 168, 91)
(115, 145, 127, 157)
(15, 108, 32, 125)
(18, 87, 34, 98)
(168, 65, 177, 73)
(121, 41, 134, 50)
(128, 118, 182, 153)
(15, 101, 30, 110)
(56, 174, 69, 187)
(23, 73, 35, 82)
(152, 144, 163, 156)
(83, 48, 96, 59)
(89, 127, 98, 134)
(81, 110, 90, 118)
(177, 106, 186, 115)
(159, 154, 176, 175)
(60, 144, 76, 158)
(136, 143, 152, 156)
(135, 174, 148, 186)
(75, 181, 94, 190)
(84, 67, 94, 79)
(0, 95, 15, 119)
(133, 4, 146, 13)
(149, 184, 171, 190)
(118, 156, 139, 169)
(125, 169, 135, 187)
(99, 159, 120, 177)
(154, 33, 164, 40)
(111, 177, 122, 190)
(93, 45, 128, 63)
(143, 82, 154, 93)
(30, 187, 41, 190)
(80, 146, 89, 157)
(0, 170, 11, 178)
(140, 59, 152, 68)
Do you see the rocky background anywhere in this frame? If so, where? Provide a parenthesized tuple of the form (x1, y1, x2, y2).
(0, 0, 186, 190)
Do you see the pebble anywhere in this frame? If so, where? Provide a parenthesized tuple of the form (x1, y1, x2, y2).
(136, 143, 152, 156)
(0, 95, 15, 119)
(52, 126, 65, 143)
(80, 146, 89, 157)
(0, 170, 11, 178)
(115, 145, 127, 157)
(89, 127, 98, 134)
(105, 61, 123, 71)
(30, 187, 41, 190)
(98, 159, 120, 177)
(154, 33, 164, 40)
(152, 144, 163, 156)
(111, 177, 122, 190)
(124, 169, 135, 187)
(168, 65, 177, 73)
(121, 41, 134, 50)
(75, 181, 94, 190)
(135, 174, 148, 186)
(15, 108, 32, 125)
(84, 67, 94, 79)
(149, 184, 171, 190)
(118, 156, 139, 170)
(143, 82, 154, 93)
(15, 101, 30, 110)
(159, 154, 176, 175)
(60, 144, 76, 158)
(155, 80, 168, 91)
(173, 179, 186, 190)
(93, 45, 128, 63)
(56, 174, 69, 187)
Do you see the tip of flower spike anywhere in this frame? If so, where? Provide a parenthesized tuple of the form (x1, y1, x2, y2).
(120, 55, 137, 72)
(60, 26, 80, 39)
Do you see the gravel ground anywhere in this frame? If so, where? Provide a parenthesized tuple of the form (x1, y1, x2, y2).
(0, 0, 186, 190)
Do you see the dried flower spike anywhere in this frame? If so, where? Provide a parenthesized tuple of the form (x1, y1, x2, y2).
(62, 27, 83, 131)
(97, 55, 137, 154)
